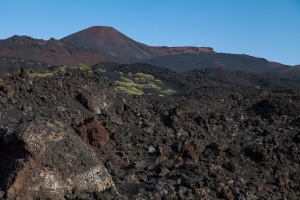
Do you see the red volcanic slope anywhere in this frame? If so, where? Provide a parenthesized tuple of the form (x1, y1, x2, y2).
(280, 65, 300, 79)
(0, 26, 215, 68)
(61, 26, 154, 60)
(61, 26, 215, 60)
(0, 36, 123, 67)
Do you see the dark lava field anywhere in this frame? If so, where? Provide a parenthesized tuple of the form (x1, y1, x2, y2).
(0, 61, 299, 199)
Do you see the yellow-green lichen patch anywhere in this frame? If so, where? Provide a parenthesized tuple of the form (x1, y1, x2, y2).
(155, 79, 163, 84)
(29, 72, 54, 78)
(134, 73, 155, 81)
(162, 89, 176, 95)
(96, 68, 107, 73)
(77, 63, 92, 71)
(56, 66, 67, 73)
(114, 71, 175, 96)
(117, 86, 144, 95)
(144, 82, 162, 90)
(120, 76, 134, 83)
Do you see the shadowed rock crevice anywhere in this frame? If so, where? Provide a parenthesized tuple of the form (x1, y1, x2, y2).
(0, 129, 28, 192)
(252, 99, 275, 119)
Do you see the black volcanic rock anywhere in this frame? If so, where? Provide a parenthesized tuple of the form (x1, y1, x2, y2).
(0, 63, 299, 199)
(3, 120, 114, 199)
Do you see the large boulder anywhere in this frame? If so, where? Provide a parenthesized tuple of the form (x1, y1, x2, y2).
(76, 90, 111, 115)
(2, 120, 114, 199)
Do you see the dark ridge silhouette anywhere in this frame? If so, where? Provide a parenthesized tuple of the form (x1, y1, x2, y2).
(280, 65, 300, 79)
(145, 53, 290, 73)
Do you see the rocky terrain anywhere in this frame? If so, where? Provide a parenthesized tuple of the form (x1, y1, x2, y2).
(0, 61, 299, 199)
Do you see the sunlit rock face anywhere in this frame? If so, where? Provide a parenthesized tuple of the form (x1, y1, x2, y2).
(4, 120, 114, 200)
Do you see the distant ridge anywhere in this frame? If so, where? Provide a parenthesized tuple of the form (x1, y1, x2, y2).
(145, 53, 290, 73)
(280, 64, 300, 79)
(0, 35, 123, 67)
(0, 26, 299, 77)
(61, 26, 215, 60)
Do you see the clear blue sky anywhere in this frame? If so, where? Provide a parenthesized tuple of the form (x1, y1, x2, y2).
(0, 0, 299, 65)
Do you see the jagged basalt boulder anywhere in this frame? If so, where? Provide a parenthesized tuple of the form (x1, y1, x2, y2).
(76, 90, 111, 114)
(4, 120, 114, 199)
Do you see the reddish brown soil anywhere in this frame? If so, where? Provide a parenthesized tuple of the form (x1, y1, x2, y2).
(0, 35, 123, 67)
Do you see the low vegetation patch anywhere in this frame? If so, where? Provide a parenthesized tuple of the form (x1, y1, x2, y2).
(145, 82, 162, 90)
(77, 63, 92, 71)
(56, 65, 66, 72)
(162, 89, 176, 95)
(24, 63, 176, 96)
(114, 71, 175, 96)
(120, 76, 134, 83)
(134, 72, 155, 81)
(29, 72, 54, 78)
(155, 79, 163, 84)
(96, 68, 106, 73)
(117, 86, 144, 95)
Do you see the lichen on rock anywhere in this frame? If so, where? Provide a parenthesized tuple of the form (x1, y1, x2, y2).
(5, 120, 115, 200)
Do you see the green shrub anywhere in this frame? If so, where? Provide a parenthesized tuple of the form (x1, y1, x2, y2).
(56, 66, 66, 72)
(162, 89, 176, 95)
(145, 82, 161, 90)
(115, 72, 166, 95)
(77, 63, 92, 71)
(139, 77, 146, 82)
(29, 72, 54, 78)
(115, 81, 143, 89)
(120, 76, 134, 83)
(155, 79, 163, 84)
(97, 68, 106, 73)
(134, 72, 155, 80)
(117, 86, 144, 95)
